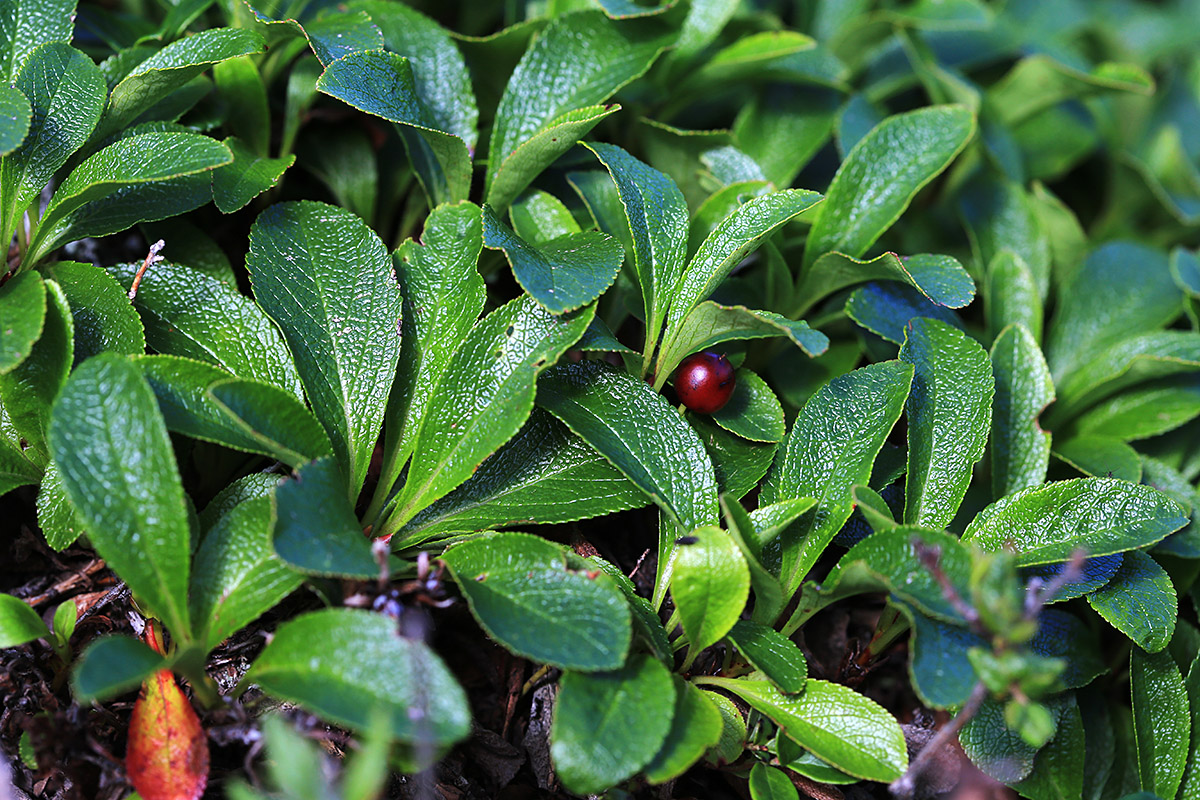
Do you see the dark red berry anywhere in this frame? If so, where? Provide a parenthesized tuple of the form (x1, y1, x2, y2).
(673, 351, 735, 414)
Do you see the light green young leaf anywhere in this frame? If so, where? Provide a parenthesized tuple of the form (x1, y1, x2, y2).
(762, 360, 914, 593)
(1012, 693, 1086, 800)
(387, 297, 593, 532)
(803, 106, 975, 269)
(107, 260, 302, 399)
(749, 763, 800, 800)
(510, 189, 582, 244)
(1053, 435, 1142, 483)
(672, 526, 749, 666)
(0, 594, 48, 647)
(692, 413, 777, 502)
(551, 655, 675, 795)
(962, 478, 1188, 565)
(899, 318, 993, 529)
(213, 56, 269, 156)
(991, 323, 1055, 498)
(246, 201, 402, 498)
(1067, 376, 1200, 442)
(247, 608, 471, 745)
(1131, 647, 1189, 799)
(36, 460, 84, 550)
(48, 354, 192, 641)
(699, 677, 907, 782)
(486, 10, 672, 209)
(0, 43, 105, 253)
(442, 531, 631, 671)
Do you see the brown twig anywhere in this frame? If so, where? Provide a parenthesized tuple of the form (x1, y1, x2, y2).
(127, 239, 165, 301)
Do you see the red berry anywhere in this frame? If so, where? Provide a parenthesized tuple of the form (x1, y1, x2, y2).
(673, 351, 735, 414)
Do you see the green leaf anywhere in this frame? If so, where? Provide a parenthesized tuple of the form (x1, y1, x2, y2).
(1045, 242, 1182, 385)
(989, 55, 1154, 128)
(1180, 655, 1200, 800)
(733, 85, 838, 188)
(107, 260, 302, 399)
(987, 251, 1044, 343)
(71, 635, 165, 702)
(703, 690, 746, 765)
(959, 697, 1041, 782)
(749, 763, 800, 800)
(249, 5, 382, 68)
(1131, 647, 1189, 799)
(314, 49, 471, 205)
(710, 369, 785, 444)
(510, 189, 581, 244)
(442, 531, 631, 671)
(1054, 435, 1143, 483)
(36, 460, 83, 550)
(482, 205, 623, 314)
(246, 608, 471, 745)
(190, 496, 301, 652)
(664, 189, 824, 342)
(42, 262, 144, 364)
(273, 456, 376, 578)
(551, 655, 675, 794)
(212, 56, 269, 156)
(1087, 549, 1177, 654)
(399, 410, 647, 544)
(720, 495, 789, 623)
(198, 472, 278, 531)
(845, 280, 964, 345)
(486, 10, 671, 210)
(136, 355, 331, 467)
(387, 297, 593, 531)
(212, 137, 294, 213)
(0, 0, 76, 82)
(899, 317, 992, 529)
(0, 593, 47, 647)
(643, 678, 723, 785)
(1013, 693, 1086, 800)
(587, 554, 670, 665)
(0, 85, 31, 157)
(793, 251, 976, 318)
(537, 360, 718, 533)
(94, 27, 266, 141)
(0, 271, 45, 373)
(246, 201, 402, 498)
(700, 677, 907, 782)
(685, 30, 816, 87)
(904, 604, 981, 708)
(584, 142, 688, 360)
(671, 526, 749, 665)
(655, 302, 828, 384)
(487, 104, 620, 214)
(992, 323, 1055, 497)
(0, 278, 72, 463)
(761, 360, 914, 592)
(962, 478, 1188, 565)
(1051, 331, 1200, 426)
(1023, 554, 1123, 604)
(382, 201, 485, 494)
(803, 106, 975, 269)
(0, 442, 39, 499)
(26, 132, 233, 264)
(726, 619, 807, 694)
(691, 413, 777, 501)
(960, 178, 1052, 303)
(1067, 376, 1200, 442)
(48, 354, 192, 641)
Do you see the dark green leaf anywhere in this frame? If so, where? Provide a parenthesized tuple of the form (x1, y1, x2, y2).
(42, 262, 143, 364)
(720, 495, 788, 624)
(992, 323, 1055, 497)
(442, 531, 631, 671)
(0, 593, 47, 647)
(36, 461, 83, 550)
(71, 635, 165, 702)
(212, 137, 294, 213)
(803, 106, 975, 269)
(732, 85, 838, 188)
(0, 85, 31, 156)
(1131, 647, 1189, 799)
(247, 608, 471, 745)
(0, 0, 76, 82)
(749, 763, 799, 800)
(899, 317, 993, 529)
(989, 55, 1153, 127)
(959, 697, 1040, 782)
(643, 678, 723, 785)
(399, 410, 647, 544)
(482, 205, 622, 314)
(0, 278, 71, 463)
(959, 178, 1051, 302)
(48, 354, 192, 640)
(691, 413, 776, 501)
(386, 298, 593, 532)
(551, 655, 675, 794)
(538, 360, 718, 532)
(1053, 436, 1143, 483)
(703, 690, 746, 765)
(1068, 376, 1200, 442)
(794, 251, 976, 318)
(1012, 693, 1086, 800)
(0, 258, 45, 375)
(700, 677, 907, 782)
(726, 620, 807, 694)
(1022, 554, 1122, 604)
(987, 250, 1044, 343)
(711, 369, 785, 443)
(107, 260, 301, 399)
(845, 280, 965, 345)
(273, 456, 376, 578)
(905, 604, 981, 708)
(962, 478, 1188, 566)
(762, 360, 913, 592)
(212, 56, 269, 156)
(1087, 550, 1177, 654)
(1180, 654, 1200, 799)
(486, 11, 671, 210)
(246, 201, 402, 497)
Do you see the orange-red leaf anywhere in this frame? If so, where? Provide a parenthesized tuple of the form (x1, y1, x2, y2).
(126, 670, 209, 800)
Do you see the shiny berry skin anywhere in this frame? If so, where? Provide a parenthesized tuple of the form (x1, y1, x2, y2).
(673, 351, 735, 414)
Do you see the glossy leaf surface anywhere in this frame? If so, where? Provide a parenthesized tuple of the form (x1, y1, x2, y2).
(991, 323, 1054, 497)
(1087, 549, 1177, 653)
(671, 526, 749, 664)
(1131, 647, 1189, 799)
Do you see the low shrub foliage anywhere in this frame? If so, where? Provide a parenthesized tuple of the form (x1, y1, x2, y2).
(2, 0, 1199, 798)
